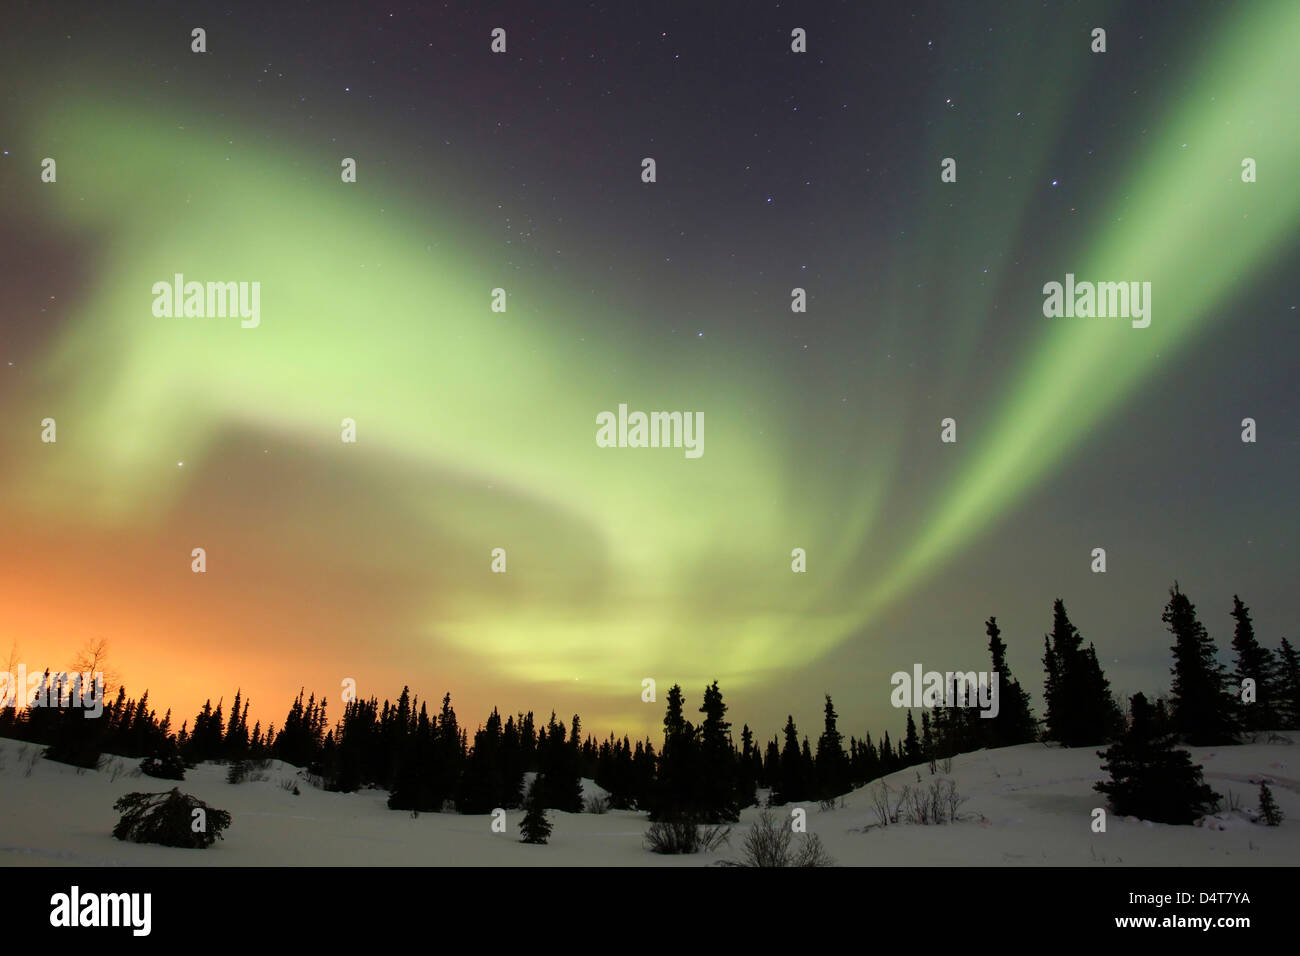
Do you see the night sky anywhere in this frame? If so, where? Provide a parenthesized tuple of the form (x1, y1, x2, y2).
(1, 0, 1296, 741)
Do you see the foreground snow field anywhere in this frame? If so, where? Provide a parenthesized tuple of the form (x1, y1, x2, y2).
(1, 735, 1295, 866)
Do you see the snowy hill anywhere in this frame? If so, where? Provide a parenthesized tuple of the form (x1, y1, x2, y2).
(1, 735, 1295, 866)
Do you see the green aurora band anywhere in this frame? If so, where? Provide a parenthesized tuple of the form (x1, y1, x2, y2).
(8, 0, 1298, 699)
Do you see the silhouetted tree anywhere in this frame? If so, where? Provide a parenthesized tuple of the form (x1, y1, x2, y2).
(1095, 692, 1219, 825)
(1278, 638, 1300, 730)
(815, 695, 850, 798)
(696, 681, 740, 822)
(1165, 584, 1238, 745)
(1229, 596, 1280, 733)
(520, 777, 552, 844)
(1042, 599, 1121, 746)
(984, 616, 1038, 746)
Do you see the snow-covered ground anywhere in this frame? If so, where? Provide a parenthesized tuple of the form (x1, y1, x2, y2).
(1, 734, 1295, 866)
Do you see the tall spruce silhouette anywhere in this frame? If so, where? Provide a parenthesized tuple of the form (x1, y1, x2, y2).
(984, 616, 1038, 746)
(697, 681, 740, 822)
(773, 715, 804, 805)
(815, 695, 850, 799)
(651, 684, 697, 820)
(1042, 599, 1121, 746)
(1229, 596, 1280, 733)
(903, 710, 921, 766)
(1164, 584, 1238, 745)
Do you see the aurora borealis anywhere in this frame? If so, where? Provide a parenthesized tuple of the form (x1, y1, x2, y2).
(0, 1, 1296, 740)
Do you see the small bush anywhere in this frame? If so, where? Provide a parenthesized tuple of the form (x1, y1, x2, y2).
(869, 780, 905, 827)
(43, 738, 101, 770)
(871, 779, 965, 826)
(724, 810, 834, 867)
(644, 817, 730, 855)
(900, 779, 966, 825)
(226, 760, 249, 784)
(112, 789, 231, 849)
(584, 794, 609, 814)
(140, 752, 186, 781)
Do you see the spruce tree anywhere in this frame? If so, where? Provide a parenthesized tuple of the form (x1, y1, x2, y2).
(1257, 781, 1283, 826)
(1229, 596, 1280, 733)
(434, 693, 464, 808)
(815, 695, 850, 799)
(1095, 693, 1219, 825)
(984, 616, 1038, 746)
(859, 733, 880, 783)
(1164, 584, 1238, 745)
(799, 738, 816, 798)
(1278, 638, 1300, 730)
(696, 681, 739, 822)
(1042, 600, 1081, 744)
(652, 684, 697, 820)
(903, 710, 921, 766)
(1081, 644, 1124, 743)
(738, 724, 759, 809)
(1042, 600, 1120, 746)
(457, 708, 506, 814)
(774, 715, 804, 805)
(763, 737, 780, 797)
(632, 739, 657, 809)
(224, 689, 248, 759)
(520, 776, 552, 844)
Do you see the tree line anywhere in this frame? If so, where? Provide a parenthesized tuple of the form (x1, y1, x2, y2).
(2, 584, 1296, 824)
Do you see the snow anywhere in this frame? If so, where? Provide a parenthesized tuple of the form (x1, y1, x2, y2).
(1, 735, 1296, 866)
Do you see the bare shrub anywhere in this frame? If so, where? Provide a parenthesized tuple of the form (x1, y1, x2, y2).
(891, 779, 968, 826)
(942, 779, 967, 821)
(644, 817, 730, 854)
(723, 810, 834, 867)
(869, 780, 903, 827)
